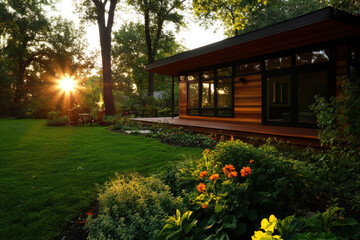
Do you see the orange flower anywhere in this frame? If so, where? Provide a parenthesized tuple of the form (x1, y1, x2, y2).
(223, 164, 235, 175)
(240, 167, 252, 177)
(197, 183, 206, 193)
(199, 171, 208, 179)
(250, 159, 255, 164)
(202, 204, 207, 209)
(209, 174, 219, 182)
(228, 171, 238, 178)
(230, 135, 234, 141)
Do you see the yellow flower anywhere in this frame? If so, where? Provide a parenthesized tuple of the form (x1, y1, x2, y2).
(261, 215, 278, 232)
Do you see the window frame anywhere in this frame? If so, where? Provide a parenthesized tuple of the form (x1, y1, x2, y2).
(262, 45, 336, 128)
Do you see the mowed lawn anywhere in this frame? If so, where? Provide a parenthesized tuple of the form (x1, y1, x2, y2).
(0, 119, 202, 240)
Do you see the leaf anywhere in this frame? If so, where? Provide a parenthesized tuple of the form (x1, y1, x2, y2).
(247, 209, 258, 222)
(236, 222, 246, 236)
(214, 204, 223, 213)
(223, 215, 237, 229)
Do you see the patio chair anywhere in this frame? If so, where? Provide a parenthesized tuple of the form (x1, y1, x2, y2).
(92, 110, 107, 126)
(67, 109, 80, 126)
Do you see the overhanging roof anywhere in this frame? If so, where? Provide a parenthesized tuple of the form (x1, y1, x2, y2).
(145, 7, 360, 76)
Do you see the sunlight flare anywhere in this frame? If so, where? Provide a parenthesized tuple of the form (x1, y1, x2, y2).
(59, 77, 76, 92)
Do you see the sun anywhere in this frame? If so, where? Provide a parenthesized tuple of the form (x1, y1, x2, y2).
(59, 77, 76, 92)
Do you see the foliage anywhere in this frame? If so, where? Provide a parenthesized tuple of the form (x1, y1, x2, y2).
(148, 125, 217, 149)
(87, 173, 183, 240)
(161, 141, 322, 239)
(240, 0, 328, 34)
(0, 0, 91, 117)
(256, 207, 359, 240)
(310, 74, 360, 148)
(192, 0, 268, 36)
(126, 0, 185, 96)
(157, 210, 198, 240)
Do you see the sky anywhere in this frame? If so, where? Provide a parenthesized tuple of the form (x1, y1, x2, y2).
(47, 0, 226, 54)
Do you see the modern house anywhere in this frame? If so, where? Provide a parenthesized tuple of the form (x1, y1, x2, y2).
(142, 7, 360, 146)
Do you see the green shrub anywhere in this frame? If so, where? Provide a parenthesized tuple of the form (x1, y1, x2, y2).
(46, 115, 68, 126)
(47, 110, 60, 120)
(158, 108, 171, 117)
(87, 173, 182, 240)
(102, 115, 115, 125)
(149, 126, 216, 149)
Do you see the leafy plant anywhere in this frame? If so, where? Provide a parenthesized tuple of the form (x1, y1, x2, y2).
(157, 210, 197, 240)
(273, 207, 359, 240)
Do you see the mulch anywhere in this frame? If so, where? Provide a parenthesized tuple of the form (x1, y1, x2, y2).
(55, 202, 99, 240)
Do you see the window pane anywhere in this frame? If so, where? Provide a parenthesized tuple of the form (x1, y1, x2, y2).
(217, 66, 232, 77)
(179, 75, 186, 81)
(298, 71, 328, 124)
(217, 78, 232, 108)
(188, 72, 199, 81)
(236, 61, 261, 75)
(201, 109, 214, 116)
(267, 75, 292, 122)
(202, 70, 215, 79)
(202, 81, 214, 108)
(265, 56, 291, 70)
(189, 110, 199, 115)
(296, 49, 330, 66)
(188, 83, 199, 108)
(217, 110, 232, 116)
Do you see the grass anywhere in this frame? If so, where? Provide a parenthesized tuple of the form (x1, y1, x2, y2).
(0, 119, 203, 240)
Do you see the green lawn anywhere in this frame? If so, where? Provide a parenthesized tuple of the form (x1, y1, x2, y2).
(0, 119, 202, 240)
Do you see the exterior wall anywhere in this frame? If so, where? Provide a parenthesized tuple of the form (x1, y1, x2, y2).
(179, 45, 349, 125)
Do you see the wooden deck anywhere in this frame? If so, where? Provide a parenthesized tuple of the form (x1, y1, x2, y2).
(132, 117, 321, 147)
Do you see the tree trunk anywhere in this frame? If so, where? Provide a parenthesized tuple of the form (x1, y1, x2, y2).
(100, 32, 116, 116)
(144, 5, 155, 97)
(93, 0, 116, 116)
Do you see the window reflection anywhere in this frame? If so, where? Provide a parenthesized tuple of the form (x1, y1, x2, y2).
(265, 56, 291, 70)
(236, 61, 261, 75)
(202, 81, 214, 108)
(296, 49, 329, 66)
(202, 70, 215, 79)
(217, 78, 232, 108)
(188, 83, 199, 108)
(217, 66, 232, 77)
(267, 75, 292, 122)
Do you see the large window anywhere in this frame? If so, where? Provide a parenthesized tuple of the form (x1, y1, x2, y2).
(183, 66, 233, 117)
(264, 48, 331, 126)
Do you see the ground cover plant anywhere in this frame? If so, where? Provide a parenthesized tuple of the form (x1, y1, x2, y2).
(0, 119, 203, 240)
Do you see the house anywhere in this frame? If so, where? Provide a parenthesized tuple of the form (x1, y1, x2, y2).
(142, 7, 360, 146)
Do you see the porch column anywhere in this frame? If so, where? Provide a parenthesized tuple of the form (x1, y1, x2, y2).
(171, 75, 174, 117)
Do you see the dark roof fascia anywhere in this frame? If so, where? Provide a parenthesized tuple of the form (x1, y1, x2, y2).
(145, 7, 359, 73)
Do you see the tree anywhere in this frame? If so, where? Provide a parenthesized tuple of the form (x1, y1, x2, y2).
(240, 0, 328, 33)
(126, 0, 185, 96)
(75, 0, 118, 115)
(112, 21, 184, 106)
(0, 0, 51, 115)
(192, 0, 268, 37)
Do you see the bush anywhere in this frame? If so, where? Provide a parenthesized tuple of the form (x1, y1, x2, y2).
(87, 173, 182, 240)
(158, 108, 171, 117)
(162, 140, 323, 239)
(46, 116, 68, 126)
(148, 126, 216, 149)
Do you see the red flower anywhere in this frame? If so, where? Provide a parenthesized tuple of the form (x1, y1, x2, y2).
(86, 212, 93, 216)
(197, 183, 206, 193)
(250, 160, 255, 164)
(199, 171, 208, 179)
(209, 174, 219, 182)
(202, 204, 207, 209)
(240, 167, 252, 177)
